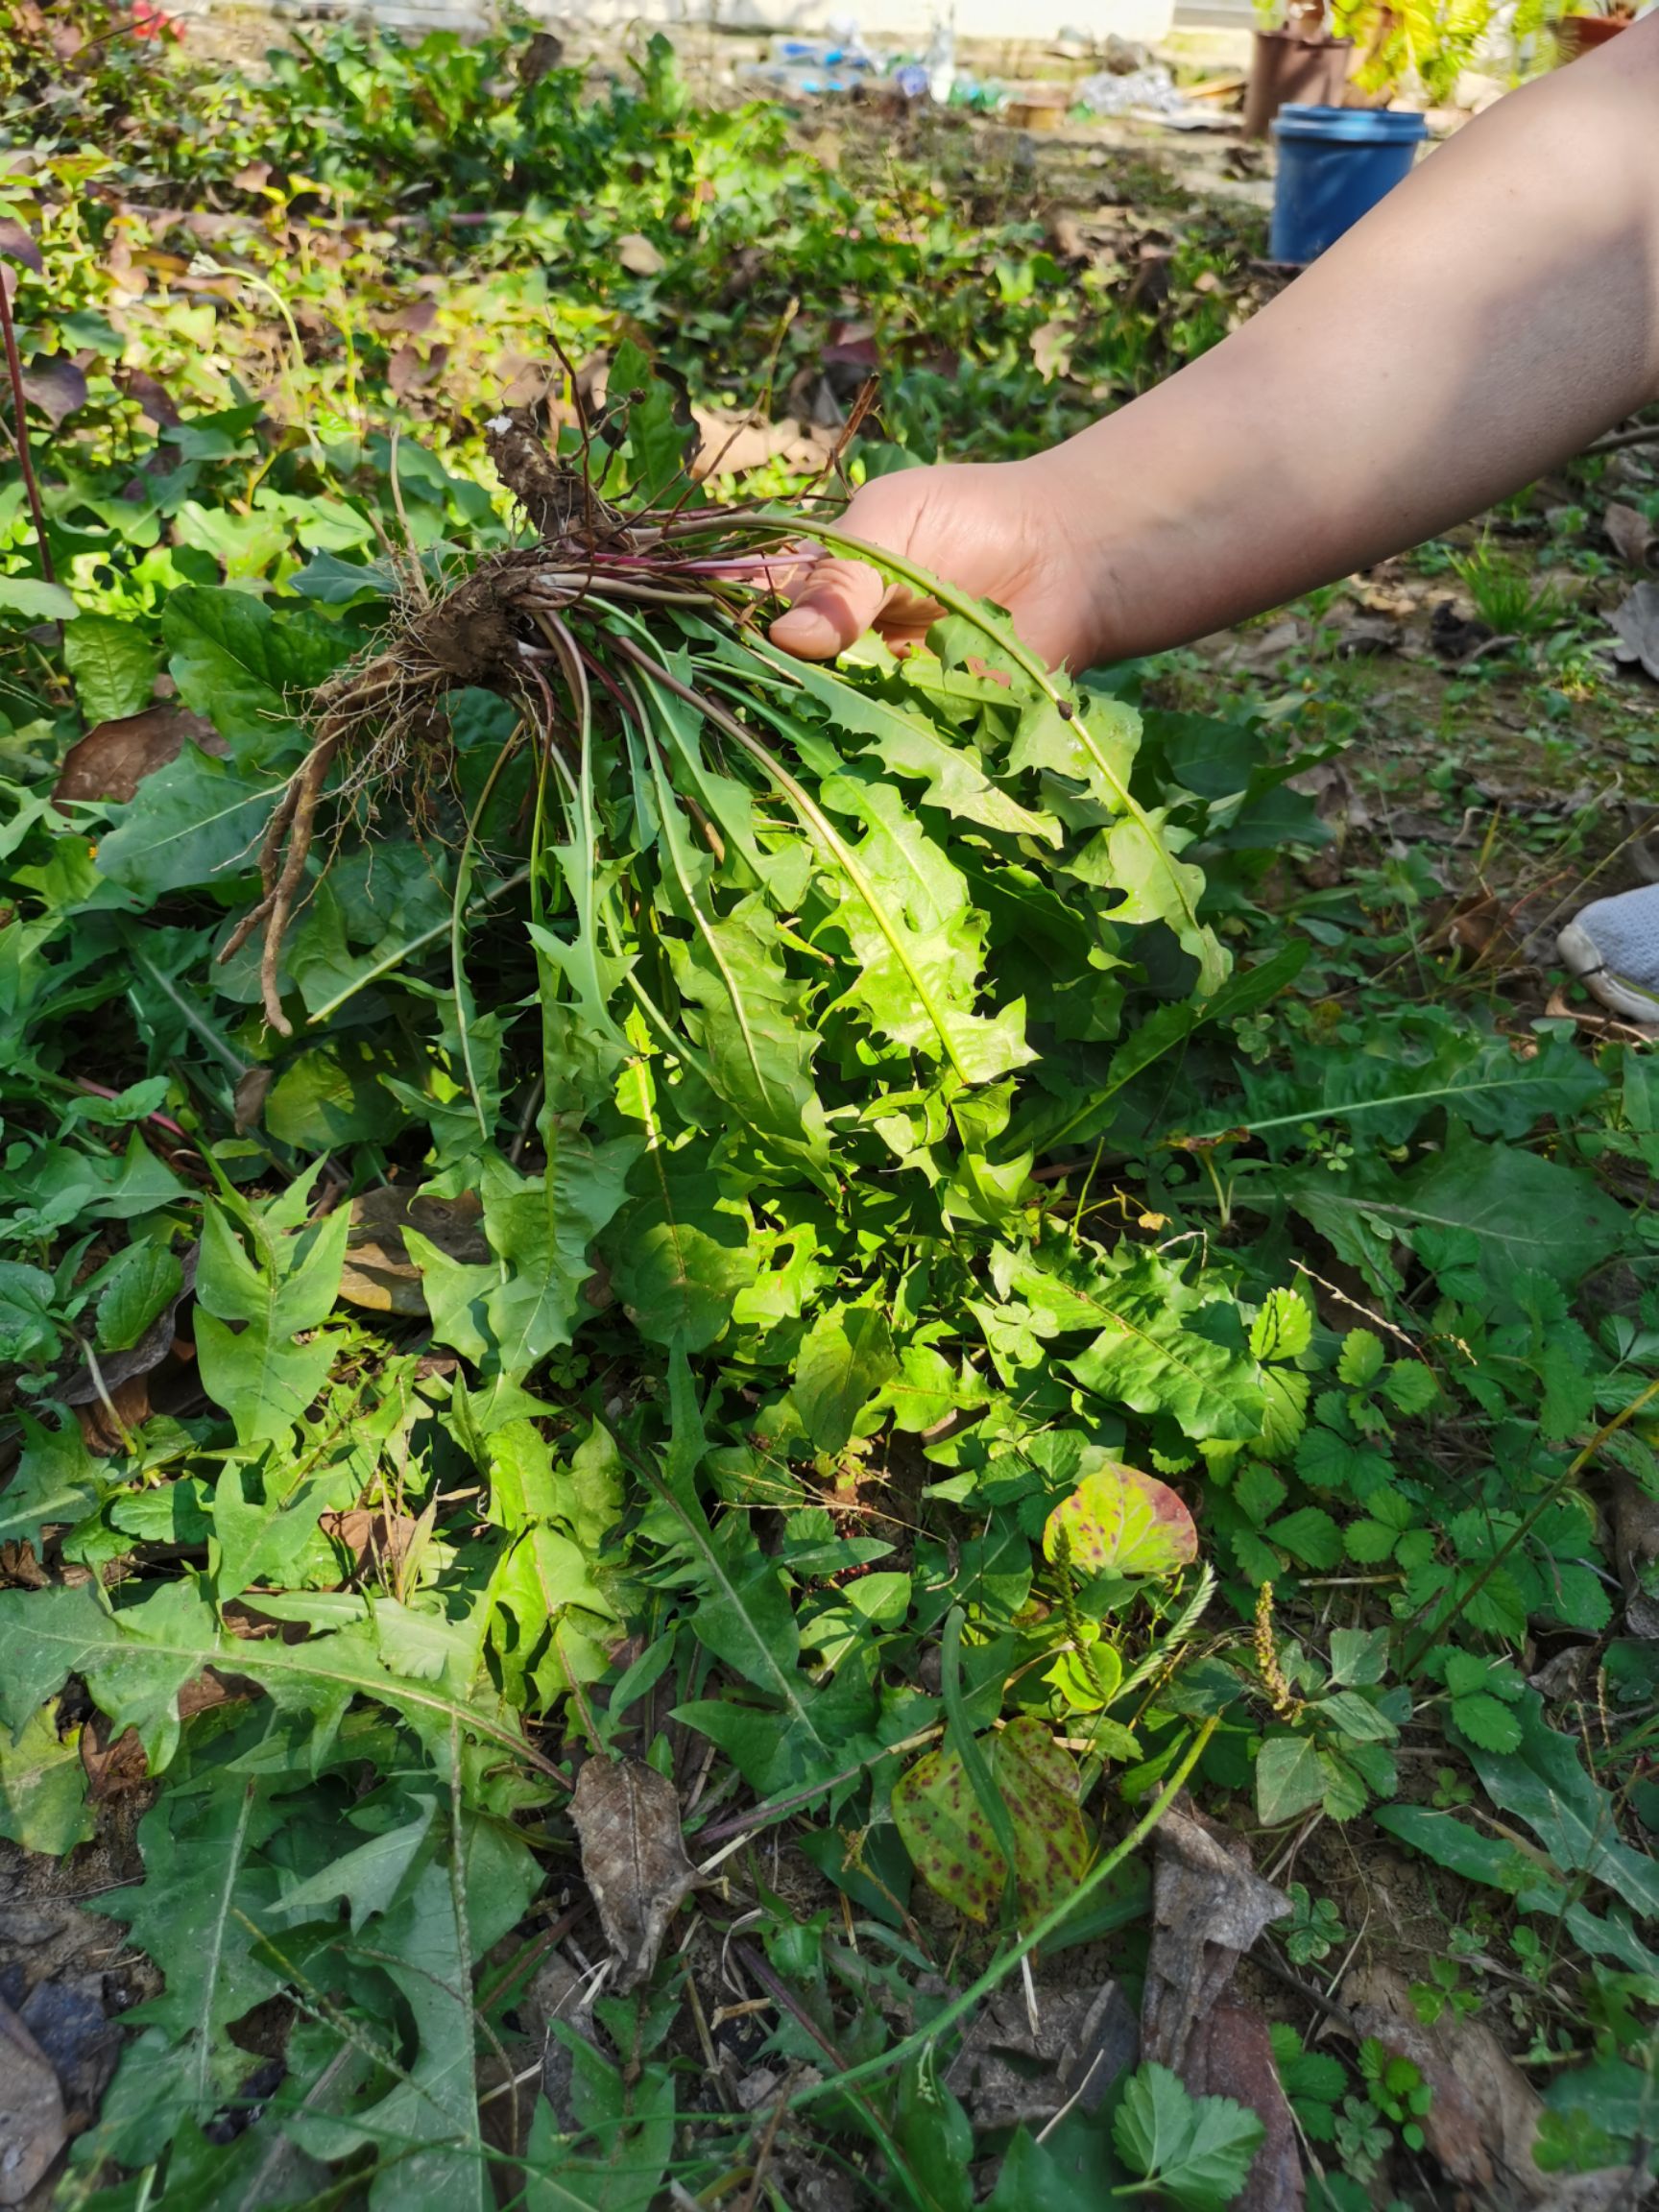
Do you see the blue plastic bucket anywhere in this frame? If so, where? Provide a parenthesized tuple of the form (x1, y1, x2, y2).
(1269, 105, 1429, 263)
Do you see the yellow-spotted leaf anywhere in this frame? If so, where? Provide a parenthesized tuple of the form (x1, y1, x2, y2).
(1044, 1461, 1198, 1579)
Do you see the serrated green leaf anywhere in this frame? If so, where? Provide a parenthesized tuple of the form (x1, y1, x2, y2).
(1111, 2062, 1264, 2212)
(1450, 1692, 1524, 1753)
(1250, 1286, 1312, 1362)
(818, 770, 1035, 1085)
(1337, 1329, 1384, 1389)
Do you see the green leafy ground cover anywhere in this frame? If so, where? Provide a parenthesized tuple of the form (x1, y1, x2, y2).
(3, 9, 1659, 2208)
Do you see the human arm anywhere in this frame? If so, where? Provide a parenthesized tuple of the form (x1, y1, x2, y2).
(770, 15, 1659, 671)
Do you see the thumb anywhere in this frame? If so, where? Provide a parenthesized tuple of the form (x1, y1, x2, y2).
(768, 552, 889, 660)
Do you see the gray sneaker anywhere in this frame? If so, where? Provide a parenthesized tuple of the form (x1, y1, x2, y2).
(1557, 885, 1659, 1021)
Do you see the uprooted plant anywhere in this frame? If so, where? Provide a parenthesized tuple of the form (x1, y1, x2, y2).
(222, 357, 1225, 1101)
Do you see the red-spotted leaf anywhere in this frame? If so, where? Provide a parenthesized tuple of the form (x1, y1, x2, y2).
(1043, 1461, 1198, 1579)
(892, 1716, 1089, 1924)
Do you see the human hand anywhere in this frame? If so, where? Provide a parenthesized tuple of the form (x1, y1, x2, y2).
(767, 453, 1111, 673)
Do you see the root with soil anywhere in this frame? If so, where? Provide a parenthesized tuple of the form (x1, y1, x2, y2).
(219, 412, 798, 1034)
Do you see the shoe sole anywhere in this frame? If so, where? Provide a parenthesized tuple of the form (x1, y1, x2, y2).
(1557, 918, 1659, 1022)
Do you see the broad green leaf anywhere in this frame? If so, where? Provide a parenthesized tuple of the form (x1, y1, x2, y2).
(1043, 1461, 1198, 1578)
(608, 1156, 757, 1353)
(95, 744, 278, 899)
(161, 584, 349, 756)
(1456, 1690, 1659, 1920)
(0, 1259, 59, 1365)
(1337, 1330, 1384, 1388)
(1249, 1286, 1312, 1363)
(1256, 1734, 1326, 1825)
(1268, 1134, 1628, 1295)
(664, 893, 833, 1177)
(0, 575, 75, 623)
(0, 1700, 94, 1853)
(892, 1716, 1089, 1924)
(276, 1793, 438, 1931)
(91, 1772, 286, 2161)
(96, 1241, 182, 1353)
(0, 1568, 541, 1779)
(63, 613, 159, 724)
(789, 1299, 899, 1455)
(772, 649, 1059, 842)
(895, 2048, 974, 2212)
(1007, 1238, 1264, 1443)
(525, 2048, 677, 2212)
(649, 1439, 834, 1791)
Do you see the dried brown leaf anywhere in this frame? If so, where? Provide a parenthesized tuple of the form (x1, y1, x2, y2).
(1185, 2001, 1303, 2212)
(232, 1067, 275, 1136)
(55, 1245, 198, 1410)
(338, 1187, 488, 1316)
(19, 356, 87, 427)
(54, 707, 223, 807)
(0, 219, 43, 275)
(1605, 501, 1658, 570)
(0, 1992, 65, 2204)
(569, 1756, 697, 1994)
(616, 233, 666, 278)
(1141, 1803, 1290, 2076)
(1343, 1963, 1547, 2198)
(74, 1372, 152, 1457)
(944, 1981, 1137, 2128)
(1607, 581, 1659, 683)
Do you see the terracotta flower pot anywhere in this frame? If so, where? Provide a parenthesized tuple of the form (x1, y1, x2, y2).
(1244, 27, 1355, 139)
(1555, 11, 1630, 58)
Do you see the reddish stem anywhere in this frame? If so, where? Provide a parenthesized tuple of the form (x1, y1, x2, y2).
(0, 261, 55, 587)
(74, 1077, 190, 1142)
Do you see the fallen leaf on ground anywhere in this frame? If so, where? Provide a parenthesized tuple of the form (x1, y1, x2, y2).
(74, 1372, 153, 1457)
(55, 1244, 198, 1413)
(17, 1977, 121, 2134)
(232, 1067, 275, 1135)
(1342, 1963, 1571, 2200)
(944, 1980, 1137, 2128)
(616, 232, 666, 277)
(1332, 612, 1402, 658)
(1607, 581, 1659, 683)
(569, 1755, 697, 1993)
(0, 219, 42, 274)
(337, 1188, 488, 1315)
(689, 408, 836, 482)
(0, 1992, 66, 2204)
(319, 1507, 424, 1574)
(1605, 502, 1658, 570)
(1141, 1802, 1291, 2075)
(1184, 2000, 1302, 2212)
(53, 707, 224, 806)
(1609, 1473, 1659, 1638)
